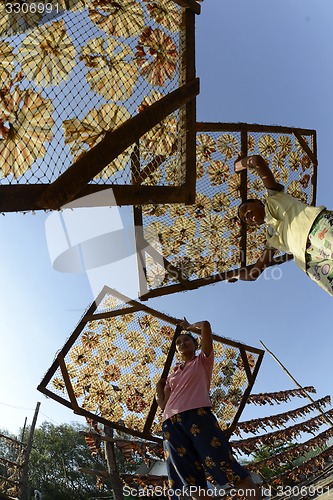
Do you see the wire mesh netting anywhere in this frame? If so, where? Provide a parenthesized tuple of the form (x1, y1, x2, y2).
(38, 286, 264, 440)
(0, 0, 194, 198)
(135, 124, 317, 298)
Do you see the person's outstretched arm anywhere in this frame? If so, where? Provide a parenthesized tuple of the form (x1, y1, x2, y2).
(234, 154, 283, 191)
(239, 248, 276, 280)
(178, 318, 213, 356)
(228, 248, 277, 282)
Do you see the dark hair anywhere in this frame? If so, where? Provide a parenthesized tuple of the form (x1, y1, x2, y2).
(237, 198, 263, 221)
(176, 333, 198, 350)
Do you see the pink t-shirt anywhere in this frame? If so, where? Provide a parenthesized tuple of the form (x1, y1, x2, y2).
(162, 350, 214, 422)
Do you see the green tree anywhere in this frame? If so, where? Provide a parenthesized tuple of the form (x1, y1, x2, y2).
(26, 421, 139, 500)
(250, 442, 297, 481)
(26, 422, 105, 499)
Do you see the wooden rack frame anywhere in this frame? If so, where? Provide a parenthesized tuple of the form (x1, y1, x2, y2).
(38, 286, 264, 443)
(0, 1, 200, 212)
(135, 122, 317, 300)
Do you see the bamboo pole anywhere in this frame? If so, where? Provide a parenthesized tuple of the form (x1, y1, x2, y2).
(260, 341, 333, 428)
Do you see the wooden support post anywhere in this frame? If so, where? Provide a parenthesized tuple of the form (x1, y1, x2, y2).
(143, 325, 181, 436)
(80, 431, 152, 444)
(103, 426, 124, 500)
(311, 130, 318, 207)
(58, 353, 82, 415)
(0, 183, 188, 212)
(133, 207, 150, 299)
(19, 402, 40, 500)
(36, 79, 199, 210)
(293, 130, 318, 166)
(181, 8, 197, 205)
(20, 418, 27, 447)
(239, 346, 253, 383)
(225, 349, 264, 439)
(172, 0, 201, 14)
(240, 124, 248, 268)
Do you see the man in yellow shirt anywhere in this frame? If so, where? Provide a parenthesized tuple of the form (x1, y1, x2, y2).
(232, 154, 333, 297)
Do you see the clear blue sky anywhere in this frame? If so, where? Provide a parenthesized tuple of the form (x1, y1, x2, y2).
(1, 0, 333, 437)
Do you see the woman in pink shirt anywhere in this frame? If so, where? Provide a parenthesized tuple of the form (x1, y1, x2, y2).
(156, 319, 263, 500)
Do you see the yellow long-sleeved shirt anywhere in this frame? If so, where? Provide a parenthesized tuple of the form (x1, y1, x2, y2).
(264, 189, 325, 272)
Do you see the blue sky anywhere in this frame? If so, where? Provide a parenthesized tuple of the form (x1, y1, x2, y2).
(1, 0, 333, 437)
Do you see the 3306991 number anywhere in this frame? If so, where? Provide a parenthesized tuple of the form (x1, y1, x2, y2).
(276, 485, 332, 497)
(5, 2, 59, 13)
